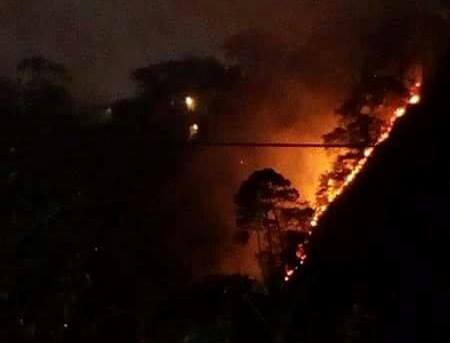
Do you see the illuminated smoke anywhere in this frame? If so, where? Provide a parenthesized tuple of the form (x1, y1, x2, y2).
(170, 2, 447, 282)
(283, 72, 423, 282)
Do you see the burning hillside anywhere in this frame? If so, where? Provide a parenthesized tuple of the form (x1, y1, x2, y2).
(283, 67, 423, 282)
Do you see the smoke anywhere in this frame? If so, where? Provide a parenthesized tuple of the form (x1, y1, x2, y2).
(172, 1, 449, 279)
(3, 0, 447, 101)
(3, 0, 447, 279)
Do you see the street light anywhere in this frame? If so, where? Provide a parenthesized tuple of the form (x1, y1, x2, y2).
(189, 123, 199, 139)
(185, 96, 196, 111)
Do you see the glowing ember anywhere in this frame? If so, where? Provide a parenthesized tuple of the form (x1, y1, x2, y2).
(408, 94, 421, 105)
(345, 172, 356, 183)
(378, 132, 389, 143)
(395, 107, 406, 118)
(364, 148, 374, 158)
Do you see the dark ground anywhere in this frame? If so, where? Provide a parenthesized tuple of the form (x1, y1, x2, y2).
(283, 49, 450, 342)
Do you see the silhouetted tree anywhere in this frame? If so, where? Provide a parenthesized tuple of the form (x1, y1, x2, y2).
(323, 73, 407, 148)
(122, 57, 238, 138)
(17, 56, 73, 120)
(149, 275, 270, 343)
(17, 56, 71, 87)
(0, 77, 18, 114)
(318, 71, 410, 208)
(234, 169, 313, 284)
(132, 57, 230, 99)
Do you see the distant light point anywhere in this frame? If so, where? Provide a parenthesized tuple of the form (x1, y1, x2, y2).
(185, 96, 196, 111)
(189, 123, 199, 139)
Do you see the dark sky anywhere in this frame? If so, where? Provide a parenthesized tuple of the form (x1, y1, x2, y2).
(2, 0, 445, 101)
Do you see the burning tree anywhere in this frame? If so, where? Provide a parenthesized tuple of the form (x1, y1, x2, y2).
(324, 74, 409, 148)
(316, 73, 411, 209)
(234, 169, 313, 285)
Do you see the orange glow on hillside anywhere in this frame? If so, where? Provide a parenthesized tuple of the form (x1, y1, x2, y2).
(284, 74, 423, 283)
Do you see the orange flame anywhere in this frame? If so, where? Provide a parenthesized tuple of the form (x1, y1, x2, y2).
(409, 94, 421, 105)
(284, 77, 422, 283)
(395, 107, 407, 118)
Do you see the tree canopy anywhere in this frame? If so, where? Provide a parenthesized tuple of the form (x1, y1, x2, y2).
(234, 169, 313, 285)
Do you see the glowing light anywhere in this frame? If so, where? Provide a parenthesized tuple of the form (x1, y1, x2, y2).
(408, 94, 421, 105)
(395, 107, 406, 118)
(185, 96, 196, 111)
(283, 75, 422, 284)
(64, 323, 69, 329)
(345, 173, 356, 183)
(189, 123, 199, 139)
(364, 148, 374, 158)
(378, 132, 389, 143)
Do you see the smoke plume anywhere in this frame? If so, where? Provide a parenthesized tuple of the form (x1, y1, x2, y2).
(173, 1, 448, 279)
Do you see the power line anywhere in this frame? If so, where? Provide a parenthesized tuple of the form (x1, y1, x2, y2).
(2, 140, 374, 160)
(1, 137, 376, 151)
(189, 141, 375, 148)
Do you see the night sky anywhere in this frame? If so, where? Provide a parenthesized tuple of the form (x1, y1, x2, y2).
(2, 0, 444, 101)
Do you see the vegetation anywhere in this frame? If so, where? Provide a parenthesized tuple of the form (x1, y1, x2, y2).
(234, 169, 313, 287)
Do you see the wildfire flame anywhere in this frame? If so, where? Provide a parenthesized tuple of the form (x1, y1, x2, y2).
(284, 77, 422, 282)
(409, 94, 421, 105)
(395, 107, 407, 118)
